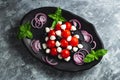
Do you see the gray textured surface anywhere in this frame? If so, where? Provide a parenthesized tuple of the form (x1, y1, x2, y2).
(0, 0, 120, 80)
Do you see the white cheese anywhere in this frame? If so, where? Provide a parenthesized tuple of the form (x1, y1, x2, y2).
(78, 44, 83, 49)
(58, 54, 62, 59)
(42, 43, 47, 49)
(61, 24, 66, 30)
(45, 27, 50, 33)
(57, 47, 62, 53)
(45, 37, 49, 41)
(57, 21, 62, 24)
(74, 35, 79, 39)
(56, 41, 61, 47)
(46, 48, 50, 54)
(71, 26, 76, 31)
(55, 30, 61, 37)
(73, 47, 78, 52)
(50, 35, 56, 40)
(67, 45, 72, 50)
(64, 56, 71, 62)
(67, 36, 72, 41)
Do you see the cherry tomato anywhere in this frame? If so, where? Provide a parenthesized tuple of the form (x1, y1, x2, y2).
(47, 40, 55, 48)
(61, 30, 71, 38)
(65, 22, 72, 30)
(48, 30, 56, 37)
(60, 39, 68, 48)
(50, 48, 58, 56)
(61, 49, 70, 58)
(69, 36, 79, 46)
(55, 23, 61, 30)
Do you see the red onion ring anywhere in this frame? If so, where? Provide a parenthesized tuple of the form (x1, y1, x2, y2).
(31, 40, 41, 53)
(80, 49, 89, 54)
(45, 56, 58, 66)
(91, 41, 96, 50)
(42, 56, 46, 62)
(73, 51, 85, 65)
(81, 30, 93, 43)
(31, 13, 47, 29)
(69, 19, 81, 29)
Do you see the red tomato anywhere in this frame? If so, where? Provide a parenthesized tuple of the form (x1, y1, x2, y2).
(69, 36, 79, 46)
(61, 30, 71, 38)
(65, 22, 72, 30)
(50, 48, 58, 56)
(47, 40, 55, 48)
(55, 23, 61, 30)
(60, 39, 68, 48)
(48, 30, 56, 37)
(61, 49, 70, 58)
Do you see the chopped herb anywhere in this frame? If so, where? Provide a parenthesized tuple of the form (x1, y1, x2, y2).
(17, 22, 33, 39)
(84, 49, 108, 63)
(48, 7, 66, 29)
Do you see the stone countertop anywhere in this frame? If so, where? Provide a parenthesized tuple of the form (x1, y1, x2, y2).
(0, 0, 120, 80)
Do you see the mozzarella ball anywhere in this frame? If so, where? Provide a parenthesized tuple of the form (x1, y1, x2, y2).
(46, 48, 50, 54)
(78, 44, 83, 49)
(42, 43, 47, 49)
(56, 41, 61, 47)
(67, 45, 72, 50)
(57, 21, 62, 24)
(57, 47, 62, 53)
(64, 56, 71, 62)
(74, 35, 79, 39)
(61, 24, 66, 30)
(45, 27, 50, 33)
(50, 35, 56, 40)
(45, 37, 49, 41)
(67, 36, 72, 41)
(55, 30, 61, 37)
(58, 54, 62, 59)
(71, 26, 76, 31)
(73, 47, 78, 52)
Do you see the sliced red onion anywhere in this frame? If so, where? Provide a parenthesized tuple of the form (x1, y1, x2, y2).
(91, 41, 96, 50)
(73, 51, 85, 65)
(42, 56, 46, 62)
(69, 19, 81, 29)
(31, 40, 41, 53)
(80, 48, 89, 54)
(31, 13, 47, 29)
(45, 56, 58, 66)
(81, 30, 93, 43)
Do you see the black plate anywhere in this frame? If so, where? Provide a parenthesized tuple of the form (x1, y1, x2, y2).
(20, 7, 104, 72)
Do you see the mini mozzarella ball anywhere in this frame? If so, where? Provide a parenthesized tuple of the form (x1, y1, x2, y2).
(46, 48, 50, 54)
(73, 47, 78, 52)
(55, 30, 61, 37)
(45, 37, 49, 41)
(64, 56, 71, 62)
(71, 26, 76, 31)
(45, 27, 50, 33)
(78, 44, 83, 49)
(67, 36, 72, 41)
(67, 45, 72, 50)
(42, 43, 47, 49)
(50, 35, 56, 40)
(74, 34, 79, 39)
(61, 24, 66, 30)
(57, 21, 62, 24)
(56, 41, 61, 47)
(57, 47, 62, 53)
(58, 54, 62, 59)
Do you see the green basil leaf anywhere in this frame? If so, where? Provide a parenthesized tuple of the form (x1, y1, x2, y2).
(26, 31, 33, 39)
(84, 56, 94, 63)
(96, 49, 108, 57)
(51, 21, 57, 29)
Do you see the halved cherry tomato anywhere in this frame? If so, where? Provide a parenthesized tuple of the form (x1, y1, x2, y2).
(48, 30, 56, 37)
(69, 36, 78, 46)
(61, 49, 70, 58)
(60, 39, 68, 48)
(47, 40, 55, 48)
(55, 23, 61, 30)
(61, 30, 71, 38)
(65, 22, 72, 30)
(50, 48, 57, 56)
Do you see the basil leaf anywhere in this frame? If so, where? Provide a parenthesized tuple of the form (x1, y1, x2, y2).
(84, 56, 94, 63)
(26, 30, 33, 39)
(51, 21, 57, 29)
(96, 49, 108, 57)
